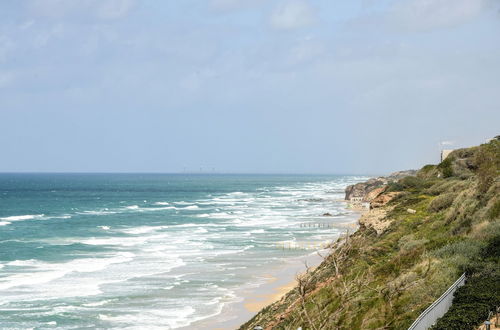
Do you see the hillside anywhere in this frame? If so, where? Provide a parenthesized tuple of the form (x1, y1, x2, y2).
(240, 138, 500, 330)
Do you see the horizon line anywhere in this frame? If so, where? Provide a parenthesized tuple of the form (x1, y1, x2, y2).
(0, 171, 384, 176)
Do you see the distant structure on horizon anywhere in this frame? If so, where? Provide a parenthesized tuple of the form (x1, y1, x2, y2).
(441, 149, 454, 162)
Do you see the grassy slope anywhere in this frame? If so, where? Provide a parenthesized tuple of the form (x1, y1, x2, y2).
(241, 139, 499, 330)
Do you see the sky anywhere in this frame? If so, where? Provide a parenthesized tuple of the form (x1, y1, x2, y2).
(0, 0, 499, 174)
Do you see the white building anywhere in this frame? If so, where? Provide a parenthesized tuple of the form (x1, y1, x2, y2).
(441, 149, 453, 162)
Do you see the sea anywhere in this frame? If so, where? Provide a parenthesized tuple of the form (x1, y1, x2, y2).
(0, 173, 367, 329)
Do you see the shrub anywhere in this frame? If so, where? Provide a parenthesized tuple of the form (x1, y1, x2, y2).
(432, 240, 482, 260)
(474, 140, 500, 194)
(428, 193, 457, 213)
(438, 157, 454, 178)
(431, 274, 500, 330)
(480, 234, 500, 259)
(487, 199, 500, 220)
(387, 176, 434, 191)
(425, 180, 470, 196)
(398, 234, 428, 252)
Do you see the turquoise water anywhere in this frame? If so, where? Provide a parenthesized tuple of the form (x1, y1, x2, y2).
(0, 174, 366, 329)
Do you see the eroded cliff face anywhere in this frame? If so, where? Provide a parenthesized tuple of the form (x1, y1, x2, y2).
(344, 177, 387, 201)
(344, 170, 416, 203)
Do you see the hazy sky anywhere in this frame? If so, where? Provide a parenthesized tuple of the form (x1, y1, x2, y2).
(0, 0, 499, 174)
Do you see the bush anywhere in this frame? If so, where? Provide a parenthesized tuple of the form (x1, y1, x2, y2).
(431, 274, 500, 330)
(438, 157, 454, 178)
(398, 234, 428, 252)
(487, 199, 500, 220)
(386, 176, 427, 193)
(428, 193, 457, 213)
(425, 180, 470, 196)
(432, 240, 482, 260)
(474, 140, 500, 194)
(480, 234, 500, 259)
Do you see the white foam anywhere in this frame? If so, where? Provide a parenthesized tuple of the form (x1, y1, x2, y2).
(80, 210, 117, 216)
(83, 299, 113, 307)
(154, 202, 170, 206)
(99, 305, 196, 329)
(126, 205, 139, 210)
(81, 236, 150, 247)
(173, 201, 192, 205)
(150, 206, 176, 210)
(120, 226, 168, 235)
(0, 221, 11, 226)
(181, 205, 199, 210)
(47, 215, 72, 220)
(0, 253, 135, 293)
(0, 214, 44, 221)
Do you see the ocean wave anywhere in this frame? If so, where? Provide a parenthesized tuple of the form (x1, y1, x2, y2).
(0, 221, 11, 226)
(181, 205, 199, 210)
(83, 299, 115, 307)
(120, 226, 169, 235)
(48, 215, 72, 219)
(0, 253, 134, 291)
(0, 214, 45, 221)
(80, 210, 117, 216)
(173, 201, 192, 205)
(99, 305, 196, 329)
(81, 236, 151, 247)
(125, 205, 139, 210)
(154, 202, 170, 205)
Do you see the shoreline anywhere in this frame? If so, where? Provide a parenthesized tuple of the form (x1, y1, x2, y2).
(183, 203, 363, 330)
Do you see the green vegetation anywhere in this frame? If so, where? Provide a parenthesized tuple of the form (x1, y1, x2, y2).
(241, 139, 499, 330)
(438, 157, 454, 178)
(432, 234, 500, 330)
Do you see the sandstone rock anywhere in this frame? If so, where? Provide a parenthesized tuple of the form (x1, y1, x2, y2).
(344, 178, 388, 201)
(370, 192, 400, 209)
(365, 186, 386, 202)
(322, 212, 333, 216)
(358, 207, 392, 235)
(345, 170, 416, 203)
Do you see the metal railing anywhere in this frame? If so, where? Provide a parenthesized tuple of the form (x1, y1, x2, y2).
(408, 273, 466, 330)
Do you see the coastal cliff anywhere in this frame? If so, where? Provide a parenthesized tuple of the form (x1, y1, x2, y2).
(240, 138, 499, 330)
(344, 170, 416, 203)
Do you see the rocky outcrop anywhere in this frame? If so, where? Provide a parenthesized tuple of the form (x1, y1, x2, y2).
(345, 170, 416, 202)
(344, 178, 388, 202)
(387, 170, 417, 180)
(358, 207, 392, 235)
(370, 192, 400, 209)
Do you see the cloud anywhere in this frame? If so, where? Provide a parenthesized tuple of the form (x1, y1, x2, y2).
(210, 0, 256, 11)
(390, 0, 485, 30)
(287, 36, 325, 65)
(96, 0, 135, 19)
(270, 0, 317, 30)
(0, 71, 13, 88)
(0, 37, 12, 62)
(27, 0, 135, 20)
